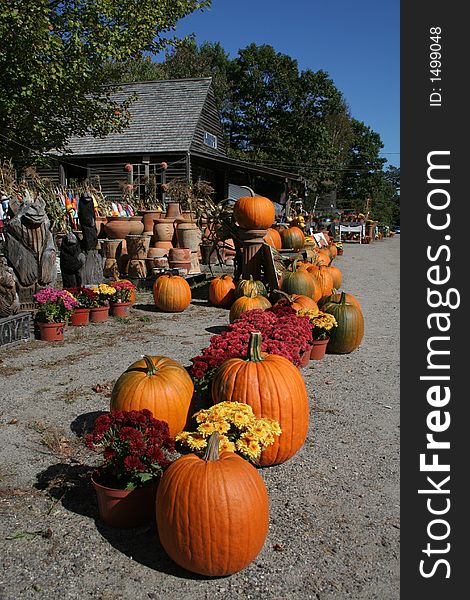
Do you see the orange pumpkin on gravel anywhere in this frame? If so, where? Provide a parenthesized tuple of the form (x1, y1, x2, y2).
(229, 291, 272, 323)
(156, 432, 269, 576)
(110, 355, 194, 436)
(209, 275, 236, 308)
(153, 274, 191, 312)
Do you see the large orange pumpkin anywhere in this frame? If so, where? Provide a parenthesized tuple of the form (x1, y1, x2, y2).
(264, 227, 282, 249)
(212, 332, 309, 466)
(279, 226, 305, 250)
(233, 195, 275, 229)
(229, 291, 272, 323)
(275, 291, 318, 312)
(209, 275, 235, 308)
(153, 274, 191, 312)
(110, 355, 194, 436)
(309, 266, 334, 297)
(322, 292, 364, 354)
(156, 432, 269, 576)
(280, 260, 321, 301)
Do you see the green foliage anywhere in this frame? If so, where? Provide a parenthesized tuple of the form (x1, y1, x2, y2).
(0, 0, 211, 165)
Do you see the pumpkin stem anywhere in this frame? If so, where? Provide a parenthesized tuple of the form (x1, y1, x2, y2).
(340, 291, 346, 305)
(142, 355, 158, 376)
(203, 432, 220, 461)
(248, 286, 259, 299)
(246, 331, 264, 362)
(292, 259, 299, 273)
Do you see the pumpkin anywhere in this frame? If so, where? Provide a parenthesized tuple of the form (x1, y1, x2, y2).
(209, 275, 235, 308)
(233, 195, 275, 230)
(153, 274, 191, 312)
(212, 332, 309, 466)
(156, 432, 269, 576)
(280, 260, 321, 301)
(325, 265, 342, 290)
(328, 244, 338, 261)
(315, 248, 331, 266)
(322, 291, 364, 354)
(318, 291, 361, 311)
(276, 291, 318, 313)
(110, 355, 194, 436)
(279, 226, 305, 251)
(264, 227, 282, 249)
(229, 290, 272, 324)
(234, 275, 268, 299)
(309, 266, 334, 297)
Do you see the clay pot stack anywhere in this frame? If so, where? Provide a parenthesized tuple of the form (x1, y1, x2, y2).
(126, 234, 151, 278)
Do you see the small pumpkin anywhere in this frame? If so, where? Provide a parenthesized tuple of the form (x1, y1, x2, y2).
(233, 195, 275, 230)
(280, 260, 321, 301)
(328, 244, 338, 261)
(156, 432, 269, 576)
(153, 274, 191, 312)
(110, 355, 194, 436)
(229, 290, 272, 324)
(264, 227, 282, 249)
(234, 275, 268, 299)
(279, 226, 305, 251)
(322, 291, 364, 354)
(212, 331, 309, 466)
(275, 291, 318, 313)
(209, 275, 236, 308)
(315, 248, 331, 266)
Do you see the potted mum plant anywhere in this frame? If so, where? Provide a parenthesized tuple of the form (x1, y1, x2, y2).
(33, 287, 79, 341)
(176, 401, 281, 464)
(88, 283, 116, 323)
(86, 409, 177, 528)
(108, 280, 136, 317)
(66, 287, 98, 326)
(297, 309, 338, 360)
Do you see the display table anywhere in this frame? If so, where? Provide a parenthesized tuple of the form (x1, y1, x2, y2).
(339, 224, 365, 243)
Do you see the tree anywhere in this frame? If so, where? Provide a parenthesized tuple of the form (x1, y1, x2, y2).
(0, 0, 210, 166)
(337, 119, 387, 212)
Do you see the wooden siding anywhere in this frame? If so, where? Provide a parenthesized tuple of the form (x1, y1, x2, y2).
(190, 87, 226, 157)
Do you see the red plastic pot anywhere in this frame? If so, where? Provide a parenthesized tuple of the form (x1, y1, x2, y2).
(90, 306, 109, 323)
(70, 308, 90, 326)
(310, 338, 329, 360)
(109, 302, 131, 317)
(37, 322, 64, 341)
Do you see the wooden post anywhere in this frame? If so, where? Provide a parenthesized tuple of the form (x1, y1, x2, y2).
(238, 228, 267, 281)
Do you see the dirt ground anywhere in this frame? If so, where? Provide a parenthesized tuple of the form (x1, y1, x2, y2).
(0, 237, 400, 600)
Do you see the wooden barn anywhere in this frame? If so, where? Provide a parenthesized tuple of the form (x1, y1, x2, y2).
(39, 78, 304, 205)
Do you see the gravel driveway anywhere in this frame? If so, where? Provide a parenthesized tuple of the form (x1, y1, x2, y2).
(0, 237, 400, 600)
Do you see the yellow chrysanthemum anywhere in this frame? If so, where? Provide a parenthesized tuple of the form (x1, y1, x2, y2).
(185, 434, 207, 450)
(175, 431, 191, 443)
(214, 420, 231, 435)
(197, 421, 218, 437)
(218, 435, 236, 453)
(232, 411, 252, 427)
(236, 437, 262, 459)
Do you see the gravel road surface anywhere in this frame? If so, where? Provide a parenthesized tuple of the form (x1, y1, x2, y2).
(0, 236, 400, 600)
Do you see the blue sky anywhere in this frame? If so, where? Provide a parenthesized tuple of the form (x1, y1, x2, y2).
(173, 0, 400, 168)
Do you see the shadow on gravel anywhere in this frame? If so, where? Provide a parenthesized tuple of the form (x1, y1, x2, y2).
(70, 410, 107, 436)
(96, 525, 216, 579)
(34, 464, 221, 580)
(205, 325, 226, 334)
(35, 463, 97, 520)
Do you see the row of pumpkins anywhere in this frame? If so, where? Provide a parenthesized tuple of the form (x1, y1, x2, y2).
(110, 326, 309, 577)
(209, 243, 364, 355)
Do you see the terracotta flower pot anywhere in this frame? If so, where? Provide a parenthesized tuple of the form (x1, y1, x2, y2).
(165, 201, 183, 220)
(37, 322, 64, 341)
(128, 216, 144, 235)
(153, 220, 174, 242)
(168, 247, 191, 263)
(298, 348, 311, 368)
(153, 241, 173, 252)
(109, 302, 132, 318)
(175, 222, 202, 252)
(138, 210, 164, 234)
(104, 217, 132, 240)
(310, 338, 329, 360)
(126, 234, 150, 260)
(90, 306, 109, 323)
(70, 308, 90, 327)
(91, 474, 159, 529)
